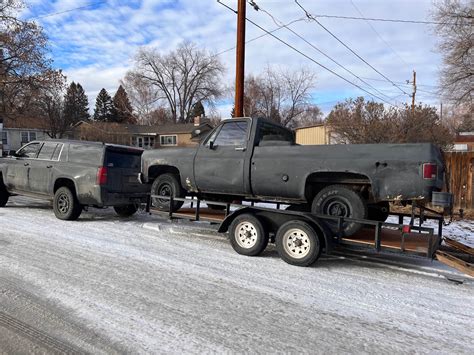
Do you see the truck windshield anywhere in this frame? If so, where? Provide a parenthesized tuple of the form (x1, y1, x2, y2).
(105, 150, 141, 169)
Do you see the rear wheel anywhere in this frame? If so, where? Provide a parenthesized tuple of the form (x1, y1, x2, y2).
(276, 220, 321, 267)
(367, 201, 390, 222)
(229, 214, 268, 256)
(0, 183, 9, 207)
(114, 204, 138, 217)
(311, 185, 367, 236)
(150, 174, 185, 212)
(53, 186, 82, 220)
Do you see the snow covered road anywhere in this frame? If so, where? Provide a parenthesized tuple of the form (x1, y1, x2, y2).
(0, 196, 473, 354)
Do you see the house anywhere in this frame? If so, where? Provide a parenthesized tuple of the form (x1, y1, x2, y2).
(73, 117, 213, 149)
(2, 116, 49, 154)
(452, 132, 474, 151)
(294, 123, 335, 145)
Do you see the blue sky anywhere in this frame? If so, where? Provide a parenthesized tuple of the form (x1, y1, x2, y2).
(22, 0, 444, 117)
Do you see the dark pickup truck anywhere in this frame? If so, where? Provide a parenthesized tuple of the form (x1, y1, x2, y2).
(141, 117, 447, 235)
(0, 140, 148, 220)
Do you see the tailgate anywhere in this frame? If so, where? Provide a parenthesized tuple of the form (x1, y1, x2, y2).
(104, 147, 146, 193)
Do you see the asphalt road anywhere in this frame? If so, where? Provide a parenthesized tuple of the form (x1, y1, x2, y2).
(0, 196, 473, 354)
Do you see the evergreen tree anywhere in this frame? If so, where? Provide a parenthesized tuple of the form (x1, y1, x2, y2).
(189, 101, 205, 120)
(112, 85, 135, 123)
(64, 82, 89, 125)
(93, 88, 115, 122)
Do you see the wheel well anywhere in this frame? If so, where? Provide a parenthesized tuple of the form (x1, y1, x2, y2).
(148, 165, 180, 181)
(305, 172, 372, 201)
(54, 178, 76, 195)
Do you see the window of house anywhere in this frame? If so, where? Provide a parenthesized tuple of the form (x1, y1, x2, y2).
(132, 136, 137, 146)
(150, 137, 155, 148)
(160, 135, 177, 146)
(1, 131, 7, 145)
(144, 136, 150, 148)
(21, 131, 37, 144)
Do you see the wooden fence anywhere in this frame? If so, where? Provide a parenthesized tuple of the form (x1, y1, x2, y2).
(444, 151, 474, 210)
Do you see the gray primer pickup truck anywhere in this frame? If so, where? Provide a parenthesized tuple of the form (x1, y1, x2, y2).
(141, 117, 446, 235)
(0, 140, 148, 220)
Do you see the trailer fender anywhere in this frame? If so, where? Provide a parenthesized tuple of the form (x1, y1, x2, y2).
(218, 207, 334, 253)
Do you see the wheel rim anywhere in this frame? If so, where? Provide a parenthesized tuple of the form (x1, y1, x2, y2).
(321, 196, 352, 220)
(57, 193, 70, 214)
(235, 221, 258, 249)
(153, 182, 173, 205)
(282, 228, 311, 259)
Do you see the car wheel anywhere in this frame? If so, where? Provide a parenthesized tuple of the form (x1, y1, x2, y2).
(229, 214, 269, 256)
(367, 201, 390, 222)
(276, 220, 321, 267)
(311, 185, 367, 236)
(150, 174, 185, 212)
(114, 204, 138, 217)
(0, 183, 9, 207)
(53, 186, 82, 220)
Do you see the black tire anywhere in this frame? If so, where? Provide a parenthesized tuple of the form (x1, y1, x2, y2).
(114, 204, 138, 217)
(207, 203, 227, 210)
(275, 220, 321, 267)
(150, 174, 185, 212)
(229, 214, 269, 256)
(367, 201, 390, 222)
(0, 183, 9, 207)
(311, 185, 367, 236)
(53, 186, 82, 221)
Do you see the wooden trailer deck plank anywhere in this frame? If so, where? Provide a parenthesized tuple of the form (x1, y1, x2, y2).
(436, 251, 474, 277)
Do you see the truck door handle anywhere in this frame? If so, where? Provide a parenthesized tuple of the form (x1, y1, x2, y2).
(235, 147, 246, 152)
(24, 162, 29, 166)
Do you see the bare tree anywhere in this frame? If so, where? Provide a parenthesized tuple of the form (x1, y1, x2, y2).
(126, 41, 225, 124)
(433, 0, 473, 105)
(239, 66, 318, 128)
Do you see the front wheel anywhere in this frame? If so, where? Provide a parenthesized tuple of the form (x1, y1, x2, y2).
(114, 204, 138, 217)
(150, 174, 185, 212)
(53, 187, 82, 220)
(229, 214, 269, 256)
(275, 220, 321, 267)
(0, 183, 9, 207)
(311, 185, 367, 236)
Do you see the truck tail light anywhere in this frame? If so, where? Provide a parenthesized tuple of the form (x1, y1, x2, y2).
(97, 166, 108, 185)
(423, 163, 437, 180)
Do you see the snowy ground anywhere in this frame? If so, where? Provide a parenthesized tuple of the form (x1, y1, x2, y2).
(0, 196, 473, 354)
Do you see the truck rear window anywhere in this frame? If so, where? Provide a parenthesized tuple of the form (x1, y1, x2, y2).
(68, 144, 103, 165)
(105, 150, 141, 169)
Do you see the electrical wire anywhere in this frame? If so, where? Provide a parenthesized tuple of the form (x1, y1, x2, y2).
(294, 0, 410, 96)
(28, 1, 107, 20)
(216, 1, 397, 107)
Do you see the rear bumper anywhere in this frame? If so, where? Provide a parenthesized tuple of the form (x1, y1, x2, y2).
(101, 191, 148, 206)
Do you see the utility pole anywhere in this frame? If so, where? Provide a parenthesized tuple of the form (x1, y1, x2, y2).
(440, 102, 443, 120)
(411, 70, 416, 115)
(234, 0, 246, 118)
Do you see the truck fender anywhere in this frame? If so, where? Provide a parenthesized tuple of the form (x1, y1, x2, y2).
(218, 206, 334, 253)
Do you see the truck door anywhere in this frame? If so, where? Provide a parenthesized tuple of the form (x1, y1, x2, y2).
(28, 142, 63, 195)
(194, 120, 249, 194)
(6, 142, 41, 192)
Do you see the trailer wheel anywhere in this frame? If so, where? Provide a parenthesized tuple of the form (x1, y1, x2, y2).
(276, 220, 321, 267)
(229, 214, 268, 256)
(151, 174, 185, 212)
(367, 202, 390, 222)
(311, 185, 367, 236)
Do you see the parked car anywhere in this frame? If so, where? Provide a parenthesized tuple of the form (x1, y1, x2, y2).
(140, 117, 448, 236)
(0, 140, 148, 220)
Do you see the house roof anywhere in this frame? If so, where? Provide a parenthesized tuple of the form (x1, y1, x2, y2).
(455, 134, 474, 143)
(3, 116, 48, 130)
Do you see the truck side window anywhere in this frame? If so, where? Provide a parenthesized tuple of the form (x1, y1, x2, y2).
(37, 143, 60, 160)
(16, 142, 41, 158)
(257, 122, 294, 145)
(213, 121, 248, 146)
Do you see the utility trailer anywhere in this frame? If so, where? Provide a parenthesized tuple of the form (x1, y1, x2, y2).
(144, 194, 463, 269)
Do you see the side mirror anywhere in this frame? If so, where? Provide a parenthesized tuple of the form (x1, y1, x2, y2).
(209, 141, 215, 150)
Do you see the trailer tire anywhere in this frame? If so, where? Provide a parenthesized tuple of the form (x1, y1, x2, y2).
(0, 183, 9, 207)
(367, 201, 390, 222)
(229, 214, 268, 256)
(276, 220, 321, 267)
(114, 204, 138, 217)
(311, 185, 367, 236)
(151, 174, 185, 212)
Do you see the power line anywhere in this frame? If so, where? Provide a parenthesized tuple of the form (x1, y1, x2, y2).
(294, 0, 410, 96)
(249, 1, 396, 103)
(302, 13, 463, 26)
(28, 1, 107, 20)
(359, 76, 440, 89)
(216, 1, 397, 107)
(349, 0, 409, 66)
